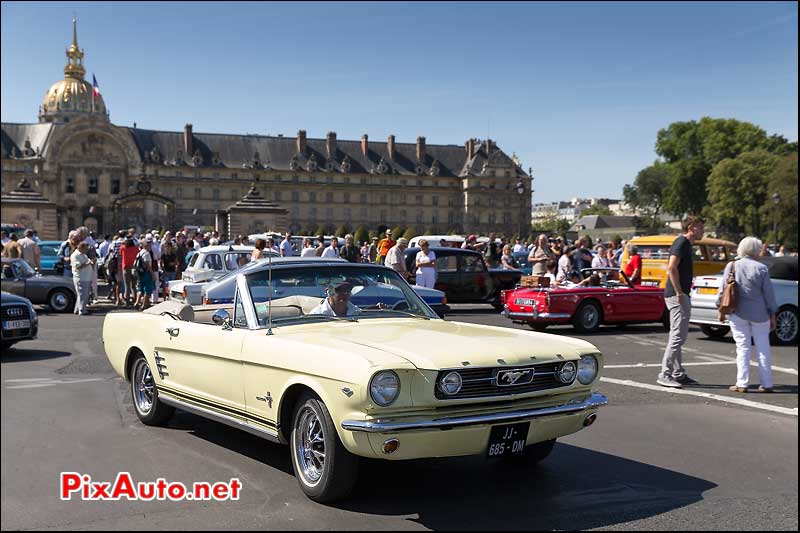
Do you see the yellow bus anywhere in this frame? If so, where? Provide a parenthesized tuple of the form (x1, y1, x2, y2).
(620, 235, 737, 288)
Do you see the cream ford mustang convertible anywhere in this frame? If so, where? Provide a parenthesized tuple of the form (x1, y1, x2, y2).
(103, 259, 608, 502)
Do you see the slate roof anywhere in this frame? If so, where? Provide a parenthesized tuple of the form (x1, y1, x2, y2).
(1, 123, 53, 159)
(1, 121, 527, 179)
(571, 215, 639, 230)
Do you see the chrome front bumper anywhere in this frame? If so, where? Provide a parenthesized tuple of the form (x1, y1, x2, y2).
(342, 392, 608, 433)
(502, 307, 570, 320)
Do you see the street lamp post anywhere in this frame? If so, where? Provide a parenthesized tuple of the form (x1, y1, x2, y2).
(772, 192, 781, 245)
(516, 175, 526, 239)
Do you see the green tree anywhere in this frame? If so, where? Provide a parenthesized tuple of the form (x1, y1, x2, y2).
(402, 227, 417, 240)
(354, 225, 369, 245)
(623, 161, 669, 226)
(706, 149, 779, 240)
(764, 152, 798, 249)
(391, 225, 405, 240)
(314, 224, 329, 236)
(335, 224, 350, 237)
(580, 204, 613, 216)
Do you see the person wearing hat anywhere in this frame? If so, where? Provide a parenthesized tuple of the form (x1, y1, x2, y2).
(377, 230, 395, 265)
(309, 281, 362, 317)
(386, 238, 410, 280)
(368, 237, 379, 264)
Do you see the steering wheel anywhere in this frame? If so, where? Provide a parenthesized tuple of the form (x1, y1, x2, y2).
(391, 300, 410, 311)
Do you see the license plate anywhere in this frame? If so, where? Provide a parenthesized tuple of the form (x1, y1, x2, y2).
(642, 281, 660, 287)
(515, 298, 535, 306)
(698, 287, 717, 295)
(3, 319, 31, 330)
(487, 422, 530, 458)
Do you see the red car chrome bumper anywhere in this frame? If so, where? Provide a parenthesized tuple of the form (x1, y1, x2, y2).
(502, 306, 570, 320)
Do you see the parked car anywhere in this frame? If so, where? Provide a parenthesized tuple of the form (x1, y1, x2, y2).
(103, 260, 607, 502)
(1, 291, 39, 350)
(512, 251, 533, 275)
(1, 258, 76, 312)
(403, 247, 522, 308)
(37, 240, 63, 275)
(620, 235, 737, 288)
(690, 256, 798, 345)
(200, 257, 450, 318)
(501, 268, 668, 333)
(167, 245, 276, 305)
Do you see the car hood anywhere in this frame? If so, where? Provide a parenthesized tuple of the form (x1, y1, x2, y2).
(1, 291, 32, 305)
(284, 319, 598, 370)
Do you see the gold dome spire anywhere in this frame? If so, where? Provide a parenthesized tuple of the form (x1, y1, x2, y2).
(64, 17, 85, 80)
(39, 17, 107, 123)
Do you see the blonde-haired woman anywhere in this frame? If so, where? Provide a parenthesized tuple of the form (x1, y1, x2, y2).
(415, 239, 437, 288)
(718, 237, 778, 393)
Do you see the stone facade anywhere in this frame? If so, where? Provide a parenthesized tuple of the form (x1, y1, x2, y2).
(1, 20, 531, 238)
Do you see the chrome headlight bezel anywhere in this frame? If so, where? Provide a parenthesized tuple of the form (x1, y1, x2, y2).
(557, 361, 577, 384)
(369, 370, 401, 407)
(439, 371, 463, 396)
(577, 354, 599, 384)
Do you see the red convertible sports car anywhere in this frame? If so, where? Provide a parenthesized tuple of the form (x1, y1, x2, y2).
(501, 268, 669, 333)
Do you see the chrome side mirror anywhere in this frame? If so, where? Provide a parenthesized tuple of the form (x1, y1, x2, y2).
(212, 309, 232, 330)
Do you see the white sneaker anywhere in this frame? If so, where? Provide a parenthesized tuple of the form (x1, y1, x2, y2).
(657, 376, 682, 388)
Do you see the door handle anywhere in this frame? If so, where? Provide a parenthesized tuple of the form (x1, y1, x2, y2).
(166, 327, 180, 338)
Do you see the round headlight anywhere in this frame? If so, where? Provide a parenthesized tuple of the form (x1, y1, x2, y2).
(557, 361, 577, 384)
(577, 354, 599, 385)
(369, 371, 400, 406)
(439, 371, 463, 396)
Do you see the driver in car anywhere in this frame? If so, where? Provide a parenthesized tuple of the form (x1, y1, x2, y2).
(309, 281, 362, 317)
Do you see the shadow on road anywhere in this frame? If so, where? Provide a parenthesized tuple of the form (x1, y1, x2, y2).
(337, 443, 716, 530)
(1, 348, 72, 362)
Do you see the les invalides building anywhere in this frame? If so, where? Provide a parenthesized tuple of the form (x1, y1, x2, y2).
(1, 20, 531, 240)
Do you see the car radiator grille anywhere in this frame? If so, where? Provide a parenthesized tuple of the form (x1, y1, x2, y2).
(434, 361, 572, 400)
(2, 305, 32, 339)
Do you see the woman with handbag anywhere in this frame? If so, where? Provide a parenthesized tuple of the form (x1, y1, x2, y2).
(717, 237, 778, 393)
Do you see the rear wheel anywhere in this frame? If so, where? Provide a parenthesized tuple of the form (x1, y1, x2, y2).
(772, 306, 798, 346)
(130, 354, 174, 426)
(573, 302, 602, 333)
(48, 288, 75, 313)
(700, 324, 730, 339)
(290, 393, 359, 503)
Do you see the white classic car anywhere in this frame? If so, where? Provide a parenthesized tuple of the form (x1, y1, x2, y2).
(167, 245, 277, 304)
(103, 260, 607, 502)
(690, 256, 798, 345)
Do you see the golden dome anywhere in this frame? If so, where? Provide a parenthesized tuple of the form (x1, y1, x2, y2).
(38, 18, 108, 123)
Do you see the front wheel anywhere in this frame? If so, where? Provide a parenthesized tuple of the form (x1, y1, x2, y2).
(130, 354, 174, 426)
(290, 393, 359, 503)
(772, 307, 798, 346)
(573, 302, 602, 333)
(700, 324, 730, 339)
(48, 288, 75, 313)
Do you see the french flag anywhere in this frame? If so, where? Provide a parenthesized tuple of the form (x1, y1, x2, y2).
(92, 74, 100, 99)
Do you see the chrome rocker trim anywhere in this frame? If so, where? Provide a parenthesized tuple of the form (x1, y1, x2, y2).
(342, 392, 608, 433)
(159, 393, 282, 443)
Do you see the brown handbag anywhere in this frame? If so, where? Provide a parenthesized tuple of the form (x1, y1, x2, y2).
(718, 260, 738, 317)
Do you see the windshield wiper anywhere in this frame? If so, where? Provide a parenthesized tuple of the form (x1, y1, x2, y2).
(359, 309, 431, 320)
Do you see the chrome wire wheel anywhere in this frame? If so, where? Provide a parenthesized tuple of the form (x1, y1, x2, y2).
(295, 407, 326, 487)
(775, 308, 798, 344)
(133, 359, 155, 415)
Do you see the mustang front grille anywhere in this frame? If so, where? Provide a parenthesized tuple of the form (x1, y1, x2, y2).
(434, 362, 572, 400)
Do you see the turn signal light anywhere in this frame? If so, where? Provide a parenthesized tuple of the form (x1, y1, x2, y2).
(382, 439, 400, 454)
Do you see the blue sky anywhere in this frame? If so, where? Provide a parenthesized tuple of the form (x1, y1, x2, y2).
(2, 1, 797, 203)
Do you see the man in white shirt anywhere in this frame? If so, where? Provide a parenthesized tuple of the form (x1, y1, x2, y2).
(280, 232, 294, 257)
(300, 238, 317, 257)
(18, 230, 41, 271)
(385, 238, 410, 280)
(309, 282, 361, 317)
(321, 237, 340, 258)
(512, 238, 525, 254)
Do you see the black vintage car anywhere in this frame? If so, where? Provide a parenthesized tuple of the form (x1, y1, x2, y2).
(403, 247, 522, 307)
(1, 291, 39, 350)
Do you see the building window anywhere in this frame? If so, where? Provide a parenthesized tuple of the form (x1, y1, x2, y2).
(433, 196, 438, 206)
(213, 189, 220, 200)
(326, 192, 333, 203)
(195, 188, 201, 199)
(344, 192, 350, 203)
(232, 173, 238, 179)
(230, 189, 237, 200)
(66, 177, 75, 193)
(360, 193, 367, 203)
(274, 190, 282, 202)
(325, 208, 333, 221)
(379, 194, 387, 204)
(111, 177, 120, 195)
(344, 208, 352, 221)
(88, 176, 98, 194)
(292, 191, 299, 202)
(360, 207, 367, 219)
(416, 195, 423, 205)
(309, 191, 316, 202)
(416, 211, 423, 223)
(177, 187, 183, 198)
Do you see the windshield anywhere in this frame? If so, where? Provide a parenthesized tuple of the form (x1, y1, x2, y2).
(244, 265, 438, 326)
(14, 259, 37, 278)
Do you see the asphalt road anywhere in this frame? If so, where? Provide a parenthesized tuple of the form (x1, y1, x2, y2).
(1, 302, 797, 530)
